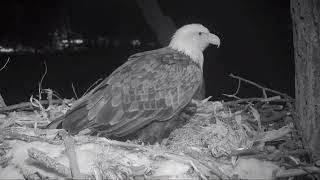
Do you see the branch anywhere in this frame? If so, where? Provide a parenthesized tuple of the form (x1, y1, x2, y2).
(71, 83, 79, 99)
(0, 57, 10, 72)
(229, 74, 294, 101)
(223, 96, 291, 106)
(0, 99, 63, 113)
(0, 128, 61, 145)
(276, 166, 320, 178)
(38, 61, 48, 100)
(28, 147, 72, 178)
(64, 135, 83, 179)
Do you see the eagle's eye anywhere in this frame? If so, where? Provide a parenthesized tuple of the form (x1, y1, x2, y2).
(198, 32, 202, 36)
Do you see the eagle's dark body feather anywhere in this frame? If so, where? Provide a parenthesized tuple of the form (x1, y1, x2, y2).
(60, 47, 203, 138)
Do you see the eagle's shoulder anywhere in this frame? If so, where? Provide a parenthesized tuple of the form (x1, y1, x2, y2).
(128, 47, 197, 67)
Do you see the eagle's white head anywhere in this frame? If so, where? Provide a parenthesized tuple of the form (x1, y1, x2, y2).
(169, 24, 220, 68)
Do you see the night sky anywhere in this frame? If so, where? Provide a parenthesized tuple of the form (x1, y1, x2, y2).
(0, 0, 294, 104)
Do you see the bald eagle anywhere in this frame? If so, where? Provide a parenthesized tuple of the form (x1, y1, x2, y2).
(49, 24, 220, 142)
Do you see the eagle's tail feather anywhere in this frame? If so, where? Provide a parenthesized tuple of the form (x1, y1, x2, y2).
(62, 104, 94, 135)
(48, 102, 94, 135)
(47, 116, 64, 129)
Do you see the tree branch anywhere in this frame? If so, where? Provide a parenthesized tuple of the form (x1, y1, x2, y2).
(229, 73, 294, 101)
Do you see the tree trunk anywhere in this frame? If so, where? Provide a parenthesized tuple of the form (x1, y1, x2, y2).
(136, 0, 176, 46)
(291, 0, 320, 160)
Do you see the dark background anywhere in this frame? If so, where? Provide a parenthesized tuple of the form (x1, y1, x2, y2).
(0, 0, 294, 105)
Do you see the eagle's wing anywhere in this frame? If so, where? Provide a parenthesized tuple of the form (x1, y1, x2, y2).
(62, 47, 202, 137)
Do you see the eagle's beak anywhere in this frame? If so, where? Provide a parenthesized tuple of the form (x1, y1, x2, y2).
(207, 33, 220, 48)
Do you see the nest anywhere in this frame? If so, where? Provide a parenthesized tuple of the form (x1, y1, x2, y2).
(0, 75, 318, 180)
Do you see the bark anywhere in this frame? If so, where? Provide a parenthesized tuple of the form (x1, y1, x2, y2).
(291, 0, 320, 160)
(136, 0, 176, 46)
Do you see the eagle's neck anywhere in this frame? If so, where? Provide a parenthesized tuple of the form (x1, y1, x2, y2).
(169, 42, 204, 69)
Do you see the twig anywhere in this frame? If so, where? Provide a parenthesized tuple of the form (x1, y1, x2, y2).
(223, 96, 291, 106)
(230, 147, 262, 157)
(82, 78, 103, 97)
(64, 135, 83, 179)
(45, 89, 55, 120)
(276, 166, 320, 178)
(222, 93, 241, 100)
(0, 128, 62, 145)
(45, 89, 63, 101)
(229, 74, 294, 101)
(46, 89, 53, 106)
(223, 78, 241, 98)
(244, 149, 309, 161)
(38, 61, 48, 100)
(27, 147, 72, 178)
(71, 83, 79, 99)
(0, 99, 63, 113)
(0, 57, 10, 72)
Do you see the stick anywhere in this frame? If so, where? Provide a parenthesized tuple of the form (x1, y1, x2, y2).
(0, 57, 10, 72)
(276, 166, 320, 178)
(45, 89, 55, 120)
(71, 83, 79, 99)
(229, 74, 294, 101)
(238, 149, 309, 160)
(0, 128, 62, 145)
(38, 61, 48, 100)
(82, 78, 103, 97)
(223, 96, 292, 106)
(28, 147, 72, 178)
(64, 135, 83, 179)
(47, 89, 53, 107)
(0, 99, 63, 113)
